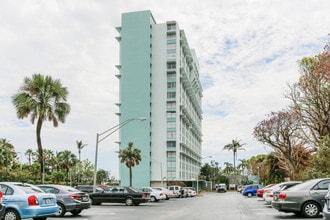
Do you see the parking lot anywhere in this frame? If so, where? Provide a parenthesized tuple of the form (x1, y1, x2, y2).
(43, 191, 324, 220)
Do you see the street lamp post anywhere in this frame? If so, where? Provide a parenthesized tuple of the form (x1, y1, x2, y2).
(93, 117, 146, 192)
(154, 160, 163, 187)
(142, 155, 163, 187)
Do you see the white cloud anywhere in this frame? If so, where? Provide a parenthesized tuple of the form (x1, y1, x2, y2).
(1, 0, 330, 178)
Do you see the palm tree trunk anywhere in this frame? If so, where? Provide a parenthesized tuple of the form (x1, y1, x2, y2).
(129, 167, 132, 186)
(233, 151, 236, 170)
(36, 118, 44, 183)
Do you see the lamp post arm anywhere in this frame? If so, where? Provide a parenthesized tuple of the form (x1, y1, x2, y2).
(98, 119, 133, 143)
(93, 117, 146, 192)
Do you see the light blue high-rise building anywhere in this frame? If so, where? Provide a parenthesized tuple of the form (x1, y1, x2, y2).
(115, 10, 202, 187)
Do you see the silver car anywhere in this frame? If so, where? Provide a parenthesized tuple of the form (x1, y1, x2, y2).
(38, 184, 91, 217)
(272, 178, 330, 218)
(323, 183, 330, 220)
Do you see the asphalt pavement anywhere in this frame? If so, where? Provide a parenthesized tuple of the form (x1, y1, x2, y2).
(44, 191, 324, 220)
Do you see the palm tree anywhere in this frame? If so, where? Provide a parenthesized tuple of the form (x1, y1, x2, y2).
(43, 149, 55, 177)
(223, 139, 246, 171)
(12, 74, 70, 183)
(57, 150, 77, 185)
(118, 142, 142, 186)
(237, 158, 250, 176)
(76, 140, 87, 161)
(76, 140, 87, 184)
(25, 148, 34, 166)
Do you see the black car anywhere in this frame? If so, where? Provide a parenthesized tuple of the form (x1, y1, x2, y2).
(89, 186, 150, 206)
(38, 184, 91, 217)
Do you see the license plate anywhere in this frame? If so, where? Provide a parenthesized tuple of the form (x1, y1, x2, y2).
(82, 197, 88, 202)
(45, 198, 52, 204)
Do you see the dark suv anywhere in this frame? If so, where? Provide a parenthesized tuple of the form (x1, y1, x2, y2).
(242, 184, 263, 197)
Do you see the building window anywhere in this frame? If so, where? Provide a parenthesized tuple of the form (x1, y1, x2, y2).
(167, 53, 176, 58)
(167, 101, 176, 108)
(167, 131, 176, 138)
(167, 92, 176, 99)
(167, 23, 176, 30)
(167, 62, 176, 69)
(167, 121, 176, 128)
(167, 43, 176, 49)
(167, 112, 176, 118)
(167, 161, 176, 167)
(167, 82, 176, 88)
(167, 33, 176, 39)
(167, 49, 176, 54)
(167, 72, 176, 79)
(167, 141, 176, 148)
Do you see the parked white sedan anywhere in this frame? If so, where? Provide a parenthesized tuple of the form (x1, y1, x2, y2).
(153, 187, 176, 200)
(138, 187, 166, 202)
(183, 187, 197, 197)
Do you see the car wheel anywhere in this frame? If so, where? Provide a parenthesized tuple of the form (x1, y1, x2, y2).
(90, 198, 99, 205)
(70, 210, 82, 216)
(5, 209, 21, 220)
(165, 195, 170, 200)
(150, 196, 158, 202)
(55, 203, 66, 217)
(302, 201, 320, 218)
(125, 198, 133, 206)
(247, 192, 253, 197)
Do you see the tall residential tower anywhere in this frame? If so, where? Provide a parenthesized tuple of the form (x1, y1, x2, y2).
(116, 10, 202, 187)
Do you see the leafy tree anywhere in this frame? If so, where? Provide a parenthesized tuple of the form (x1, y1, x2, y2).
(223, 139, 245, 171)
(262, 153, 286, 184)
(118, 142, 142, 186)
(200, 163, 213, 181)
(81, 159, 94, 184)
(287, 50, 330, 147)
(247, 154, 267, 181)
(97, 169, 109, 184)
(307, 136, 330, 178)
(0, 138, 16, 170)
(223, 162, 234, 175)
(12, 74, 70, 183)
(253, 110, 312, 180)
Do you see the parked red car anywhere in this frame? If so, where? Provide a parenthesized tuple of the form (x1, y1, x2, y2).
(0, 188, 5, 220)
(257, 184, 274, 198)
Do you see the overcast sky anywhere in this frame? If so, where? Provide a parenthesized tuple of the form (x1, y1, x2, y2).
(1, 0, 329, 179)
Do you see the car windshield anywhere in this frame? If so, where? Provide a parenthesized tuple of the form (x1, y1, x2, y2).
(129, 187, 140, 192)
